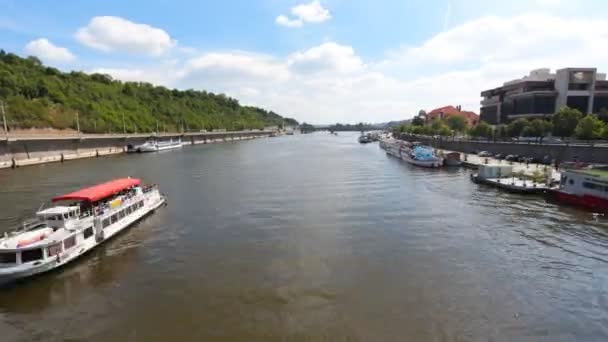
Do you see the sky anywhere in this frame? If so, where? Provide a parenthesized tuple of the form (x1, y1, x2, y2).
(2, 0, 608, 124)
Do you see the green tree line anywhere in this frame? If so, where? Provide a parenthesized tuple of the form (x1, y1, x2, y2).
(0, 51, 298, 133)
(395, 107, 608, 141)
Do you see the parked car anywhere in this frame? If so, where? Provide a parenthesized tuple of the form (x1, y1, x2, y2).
(516, 156, 528, 162)
(494, 153, 505, 160)
(505, 154, 519, 161)
(478, 151, 492, 157)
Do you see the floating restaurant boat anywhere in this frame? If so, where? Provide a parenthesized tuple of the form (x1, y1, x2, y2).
(128, 139, 183, 153)
(0, 178, 165, 284)
(470, 164, 552, 194)
(551, 167, 608, 212)
(380, 139, 443, 168)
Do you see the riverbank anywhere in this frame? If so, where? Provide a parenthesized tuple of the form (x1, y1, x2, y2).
(0, 130, 276, 169)
(396, 133, 608, 163)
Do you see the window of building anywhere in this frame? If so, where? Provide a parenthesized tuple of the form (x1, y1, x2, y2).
(21, 249, 44, 263)
(0, 252, 17, 264)
(83, 227, 94, 239)
(64, 236, 76, 250)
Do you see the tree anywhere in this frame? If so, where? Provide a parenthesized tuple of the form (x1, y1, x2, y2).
(469, 121, 492, 139)
(0, 51, 297, 132)
(598, 108, 608, 124)
(575, 114, 605, 140)
(507, 118, 528, 137)
(552, 107, 582, 138)
(411, 116, 425, 126)
(602, 126, 608, 140)
(522, 119, 552, 139)
(446, 115, 467, 132)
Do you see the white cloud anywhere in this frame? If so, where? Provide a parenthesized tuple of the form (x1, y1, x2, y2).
(75, 16, 176, 55)
(180, 52, 290, 85)
(276, 15, 302, 28)
(91, 14, 608, 124)
(276, 1, 331, 28)
(24, 38, 76, 63)
(288, 42, 364, 74)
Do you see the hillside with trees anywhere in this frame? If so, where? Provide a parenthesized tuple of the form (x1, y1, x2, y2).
(0, 51, 298, 133)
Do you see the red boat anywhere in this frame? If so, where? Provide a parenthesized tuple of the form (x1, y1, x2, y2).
(552, 167, 608, 212)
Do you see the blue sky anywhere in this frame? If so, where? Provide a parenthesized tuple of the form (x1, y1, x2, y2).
(2, 0, 608, 123)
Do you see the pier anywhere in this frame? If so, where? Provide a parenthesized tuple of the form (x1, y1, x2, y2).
(0, 130, 277, 169)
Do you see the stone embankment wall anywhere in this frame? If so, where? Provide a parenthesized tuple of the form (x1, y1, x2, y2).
(396, 134, 608, 163)
(0, 131, 274, 169)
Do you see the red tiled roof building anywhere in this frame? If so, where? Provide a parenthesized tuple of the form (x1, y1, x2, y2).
(427, 105, 479, 127)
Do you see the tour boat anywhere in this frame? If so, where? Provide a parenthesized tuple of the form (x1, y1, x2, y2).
(381, 139, 442, 168)
(128, 139, 183, 153)
(552, 167, 608, 212)
(0, 178, 166, 284)
(156, 139, 183, 151)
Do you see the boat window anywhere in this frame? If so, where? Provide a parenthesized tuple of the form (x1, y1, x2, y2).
(126, 206, 132, 214)
(102, 218, 111, 228)
(111, 214, 118, 224)
(118, 210, 125, 219)
(64, 236, 76, 250)
(0, 252, 17, 264)
(139, 201, 144, 208)
(21, 249, 43, 263)
(47, 243, 62, 257)
(83, 227, 94, 239)
(583, 182, 608, 192)
(69, 211, 75, 218)
(569, 179, 574, 185)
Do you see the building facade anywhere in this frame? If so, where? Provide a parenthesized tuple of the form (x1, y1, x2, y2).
(427, 105, 479, 127)
(480, 68, 608, 124)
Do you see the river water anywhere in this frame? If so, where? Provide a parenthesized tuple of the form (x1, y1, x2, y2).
(0, 132, 607, 341)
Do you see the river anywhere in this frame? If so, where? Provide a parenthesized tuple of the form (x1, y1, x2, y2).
(0, 132, 607, 341)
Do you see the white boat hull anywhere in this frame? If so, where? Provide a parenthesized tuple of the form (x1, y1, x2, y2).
(0, 192, 166, 285)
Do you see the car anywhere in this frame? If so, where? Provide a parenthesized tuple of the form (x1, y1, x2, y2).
(478, 151, 492, 157)
(505, 154, 519, 161)
(516, 156, 528, 163)
(494, 153, 505, 160)
(470, 149, 479, 155)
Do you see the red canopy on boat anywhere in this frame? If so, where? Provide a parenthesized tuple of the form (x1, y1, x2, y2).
(52, 178, 141, 202)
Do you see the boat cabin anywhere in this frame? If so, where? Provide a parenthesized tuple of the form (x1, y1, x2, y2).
(559, 168, 608, 199)
(36, 206, 81, 229)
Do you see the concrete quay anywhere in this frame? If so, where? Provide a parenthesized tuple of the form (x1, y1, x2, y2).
(0, 130, 276, 169)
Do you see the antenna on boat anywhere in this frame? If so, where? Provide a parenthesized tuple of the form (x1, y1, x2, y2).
(38, 202, 45, 212)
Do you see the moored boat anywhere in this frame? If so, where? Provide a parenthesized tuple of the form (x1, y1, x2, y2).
(380, 139, 442, 168)
(0, 178, 166, 284)
(551, 167, 608, 212)
(156, 139, 183, 151)
(470, 164, 552, 194)
(358, 135, 371, 144)
(442, 151, 462, 167)
(127, 139, 182, 153)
